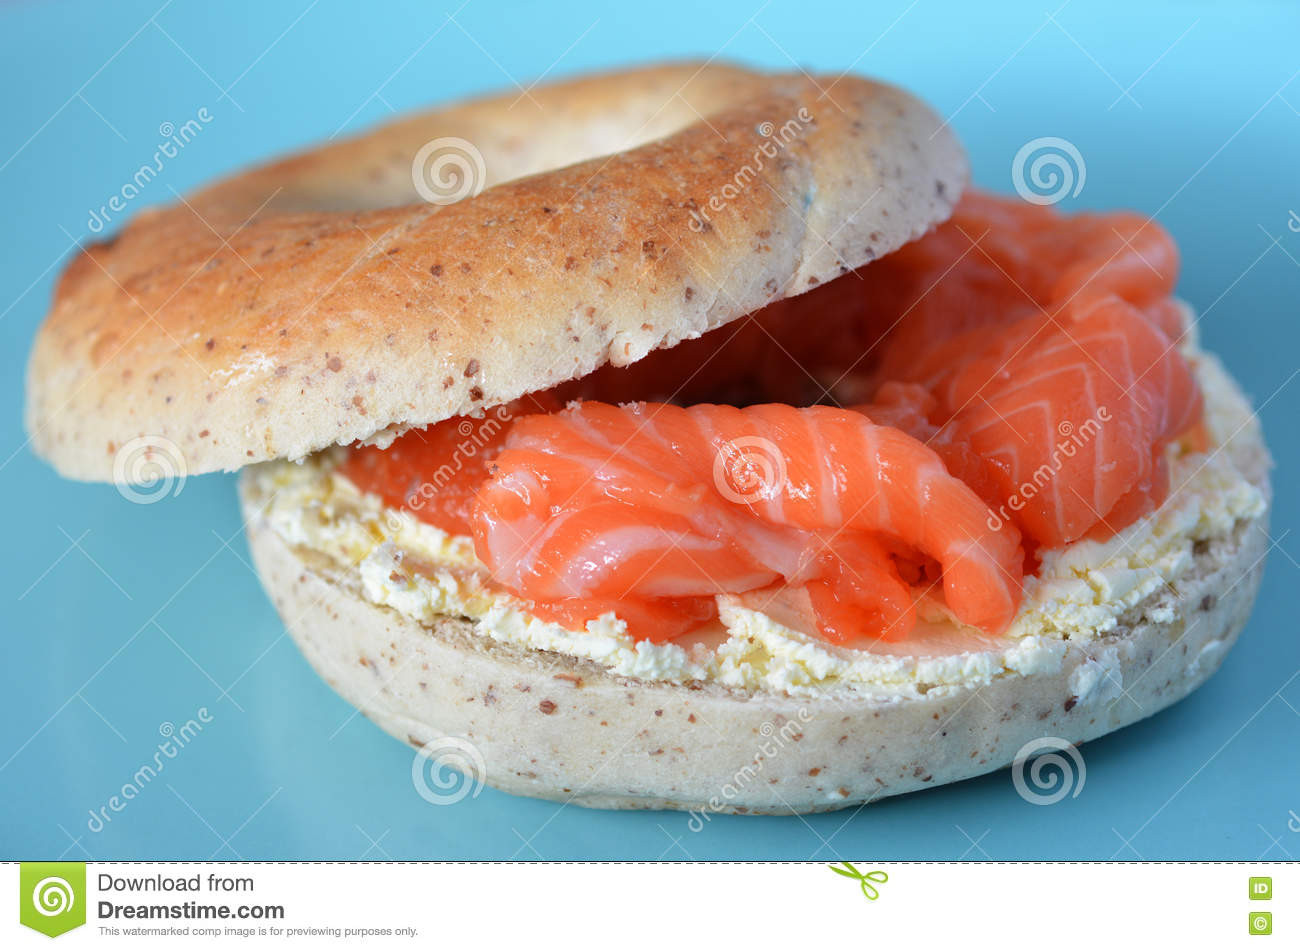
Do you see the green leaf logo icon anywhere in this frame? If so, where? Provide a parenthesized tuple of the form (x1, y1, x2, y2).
(19, 863, 86, 937)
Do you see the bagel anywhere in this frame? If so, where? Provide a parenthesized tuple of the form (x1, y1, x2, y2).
(26, 62, 963, 479)
(25, 61, 1271, 815)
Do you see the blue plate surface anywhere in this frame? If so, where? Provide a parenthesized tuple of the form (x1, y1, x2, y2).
(1, 0, 1296, 860)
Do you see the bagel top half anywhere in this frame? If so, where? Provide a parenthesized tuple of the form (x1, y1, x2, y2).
(25, 62, 965, 480)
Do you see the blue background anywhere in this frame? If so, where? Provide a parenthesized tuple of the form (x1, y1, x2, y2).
(1, 0, 1297, 861)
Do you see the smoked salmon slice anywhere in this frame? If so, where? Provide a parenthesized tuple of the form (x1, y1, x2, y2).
(341, 393, 560, 537)
(471, 402, 1023, 643)
(887, 298, 1201, 547)
(851, 195, 1199, 548)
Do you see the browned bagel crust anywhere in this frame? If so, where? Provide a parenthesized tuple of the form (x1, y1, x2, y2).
(26, 62, 966, 480)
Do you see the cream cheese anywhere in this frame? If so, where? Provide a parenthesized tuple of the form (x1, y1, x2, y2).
(247, 348, 1266, 696)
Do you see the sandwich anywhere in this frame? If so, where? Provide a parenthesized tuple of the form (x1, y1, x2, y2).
(26, 62, 1271, 813)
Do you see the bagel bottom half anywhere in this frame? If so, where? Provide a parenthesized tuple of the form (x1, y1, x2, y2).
(238, 386, 1269, 815)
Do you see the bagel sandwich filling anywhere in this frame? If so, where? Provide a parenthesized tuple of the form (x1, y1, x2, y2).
(247, 191, 1267, 694)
